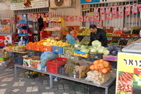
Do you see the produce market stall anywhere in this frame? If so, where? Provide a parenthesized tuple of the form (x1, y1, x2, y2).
(2, 37, 117, 94)
(116, 38, 141, 94)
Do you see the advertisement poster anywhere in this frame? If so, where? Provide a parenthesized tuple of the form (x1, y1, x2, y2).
(116, 52, 141, 94)
(80, 0, 100, 4)
(0, 35, 12, 47)
(11, 0, 49, 10)
(0, 20, 11, 34)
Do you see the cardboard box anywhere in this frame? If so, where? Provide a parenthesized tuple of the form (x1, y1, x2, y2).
(73, 60, 92, 79)
(23, 56, 40, 68)
(23, 57, 32, 67)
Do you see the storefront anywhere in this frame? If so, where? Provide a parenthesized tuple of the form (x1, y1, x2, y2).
(0, 0, 141, 94)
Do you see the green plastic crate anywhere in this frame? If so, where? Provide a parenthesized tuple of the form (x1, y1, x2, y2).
(106, 33, 112, 36)
(109, 43, 118, 45)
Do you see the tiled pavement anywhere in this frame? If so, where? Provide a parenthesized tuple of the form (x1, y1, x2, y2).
(0, 66, 116, 94)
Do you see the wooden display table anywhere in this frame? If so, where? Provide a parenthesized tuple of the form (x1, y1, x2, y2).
(6, 50, 27, 54)
(14, 64, 115, 94)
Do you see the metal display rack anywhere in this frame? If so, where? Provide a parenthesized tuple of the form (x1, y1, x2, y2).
(14, 64, 115, 94)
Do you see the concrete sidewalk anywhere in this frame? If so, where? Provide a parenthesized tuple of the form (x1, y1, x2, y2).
(0, 66, 116, 94)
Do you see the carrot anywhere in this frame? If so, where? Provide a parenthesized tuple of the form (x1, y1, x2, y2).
(119, 75, 124, 84)
(124, 72, 132, 80)
(121, 75, 128, 83)
(128, 73, 133, 77)
(118, 77, 123, 86)
(123, 72, 131, 81)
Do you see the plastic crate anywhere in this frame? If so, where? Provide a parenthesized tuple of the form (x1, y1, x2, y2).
(34, 45, 42, 51)
(30, 44, 37, 51)
(14, 57, 23, 65)
(25, 71, 39, 79)
(89, 53, 103, 59)
(46, 57, 67, 74)
(27, 50, 34, 56)
(131, 34, 140, 37)
(58, 64, 67, 76)
(26, 43, 31, 50)
(121, 34, 131, 37)
(34, 51, 43, 56)
(74, 50, 89, 58)
(103, 55, 117, 61)
(52, 46, 64, 54)
(42, 46, 52, 52)
(106, 33, 112, 36)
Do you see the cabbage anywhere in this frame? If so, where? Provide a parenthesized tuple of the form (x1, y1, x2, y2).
(74, 44, 80, 48)
(80, 45, 87, 49)
(88, 46, 93, 49)
(97, 47, 104, 54)
(90, 48, 97, 54)
(92, 40, 102, 48)
(75, 47, 81, 50)
(80, 49, 89, 53)
(103, 50, 110, 55)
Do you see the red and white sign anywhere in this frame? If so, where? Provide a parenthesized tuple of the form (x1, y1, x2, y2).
(134, 68, 141, 75)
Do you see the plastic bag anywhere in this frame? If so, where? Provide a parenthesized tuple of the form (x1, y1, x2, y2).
(40, 51, 58, 67)
(85, 70, 110, 85)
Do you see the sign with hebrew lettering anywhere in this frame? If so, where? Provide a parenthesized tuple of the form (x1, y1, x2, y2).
(116, 52, 141, 94)
(80, 0, 137, 4)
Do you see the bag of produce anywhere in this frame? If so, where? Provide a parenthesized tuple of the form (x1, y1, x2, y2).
(86, 59, 112, 85)
(85, 70, 110, 85)
(40, 51, 58, 67)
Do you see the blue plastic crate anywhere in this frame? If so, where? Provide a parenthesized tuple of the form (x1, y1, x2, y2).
(52, 46, 64, 54)
(14, 57, 23, 65)
(74, 50, 87, 55)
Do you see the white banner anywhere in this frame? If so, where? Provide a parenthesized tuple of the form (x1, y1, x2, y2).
(11, 0, 49, 10)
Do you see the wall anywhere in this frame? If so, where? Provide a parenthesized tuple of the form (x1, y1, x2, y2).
(49, 0, 82, 27)
(0, 1, 10, 10)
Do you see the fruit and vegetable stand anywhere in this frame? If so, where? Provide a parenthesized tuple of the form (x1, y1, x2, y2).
(14, 64, 115, 94)
(2, 38, 118, 94)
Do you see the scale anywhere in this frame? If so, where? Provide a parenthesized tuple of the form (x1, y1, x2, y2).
(122, 38, 141, 53)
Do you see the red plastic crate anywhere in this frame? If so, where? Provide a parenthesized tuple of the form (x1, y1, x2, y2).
(121, 34, 131, 37)
(46, 57, 67, 74)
